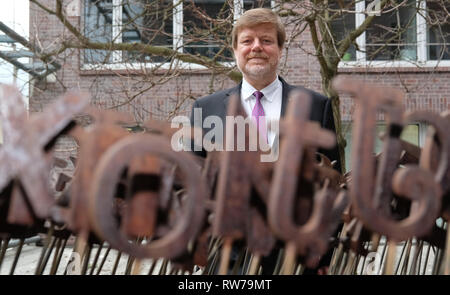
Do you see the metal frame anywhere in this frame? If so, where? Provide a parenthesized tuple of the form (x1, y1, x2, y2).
(0, 21, 60, 79)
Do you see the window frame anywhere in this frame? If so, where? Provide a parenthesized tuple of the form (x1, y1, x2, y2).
(81, 0, 275, 70)
(338, 0, 450, 69)
(342, 121, 427, 173)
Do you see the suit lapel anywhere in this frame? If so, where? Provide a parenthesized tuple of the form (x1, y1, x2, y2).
(279, 76, 293, 118)
(221, 83, 241, 123)
(223, 83, 241, 108)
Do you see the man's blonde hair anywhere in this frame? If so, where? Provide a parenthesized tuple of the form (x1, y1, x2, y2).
(232, 8, 286, 49)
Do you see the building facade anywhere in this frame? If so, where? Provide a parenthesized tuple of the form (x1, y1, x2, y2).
(29, 0, 450, 171)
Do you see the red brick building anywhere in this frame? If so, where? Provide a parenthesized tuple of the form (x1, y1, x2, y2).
(29, 0, 449, 171)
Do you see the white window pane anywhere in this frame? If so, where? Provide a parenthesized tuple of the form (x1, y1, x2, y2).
(84, 0, 114, 63)
(427, 0, 450, 60)
(343, 122, 420, 173)
(122, 0, 174, 63)
(365, 0, 417, 61)
(183, 0, 233, 62)
(330, 0, 357, 61)
(243, 0, 271, 11)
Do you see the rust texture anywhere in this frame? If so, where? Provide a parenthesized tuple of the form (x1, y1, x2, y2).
(0, 80, 449, 274)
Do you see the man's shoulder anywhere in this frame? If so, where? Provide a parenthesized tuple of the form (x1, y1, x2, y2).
(194, 86, 238, 107)
(284, 82, 331, 122)
(289, 84, 328, 103)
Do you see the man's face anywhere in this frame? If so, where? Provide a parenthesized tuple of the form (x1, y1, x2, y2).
(233, 23, 282, 82)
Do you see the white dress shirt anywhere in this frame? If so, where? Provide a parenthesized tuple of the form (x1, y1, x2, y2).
(240, 76, 282, 147)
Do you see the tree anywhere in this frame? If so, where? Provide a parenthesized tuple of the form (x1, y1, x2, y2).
(27, 0, 450, 171)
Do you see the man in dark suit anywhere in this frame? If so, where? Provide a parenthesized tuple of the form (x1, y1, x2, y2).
(190, 8, 340, 171)
(190, 76, 340, 171)
(189, 8, 341, 274)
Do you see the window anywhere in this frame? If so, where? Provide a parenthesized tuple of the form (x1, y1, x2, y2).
(365, 0, 417, 61)
(343, 122, 423, 172)
(183, 0, 233, 62)
(426, 0, 450, 60)
(83, 0, 272, 65)
(84, 0, 173, 64)
(332, 0, 449, 65)
(330, 1, 356, 61)
(243, 0, 271, 11)
(84, 0, 113, 63)
(121, 0, 174, 63)
(182, 0, 270, 61)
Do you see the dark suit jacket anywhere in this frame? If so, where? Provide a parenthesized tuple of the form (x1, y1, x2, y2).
(190, 76, 341, 172)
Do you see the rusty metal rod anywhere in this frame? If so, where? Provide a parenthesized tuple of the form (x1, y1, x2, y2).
(430, 246, 440, 274)
(422, 243, 432, 275)
(356, 254, 363, 274)
(147, 259, 157, 275)
(416, 240, 425, 275)
(125, 255, 135, 275)
(96, 245, 112, 275)
(329, 224, 349, 275)
(272, 248, 285, 275)
(433, 247, 444, 274)
(125, 237, 142, 275)
(158, 259, 168, 275)
(218, 238, 233, 275)
(35, 226, 54, 275)
(384, 240, 398, 275)
(281, 243, 296, 275)
(370, 233, 381, 252)
(409, 240, 423, 275)
(295, 264, 304, 275)
(131, 259, 142, 275)
(336, 252, 349, 275)
(400, 240, 412, 275)
(394, 240, 409, 274)
(49, 237, 63, 275)
(37, 237, 57, 275)
(415, 241, 424, 275)
(445, 224, 450, 274)
(359, 242, 370, 275)
(247, 254, 261, 275)
(0, 238, 10, 272)
(343, 251, 357, 275)
(206, 250, 220, 275)
(89, 242, 104, 275)
(377, 238, 388, 274)
(230, 248, 245, 275)
(111, 251, 122, 275)
(169, 267, 178, 275)
(207, 237, 217, 254)
(9, 238, 24, 275)
(50, 238, 67, 275)
(81, 243, 92, 275)
(241, 249, 250, 275)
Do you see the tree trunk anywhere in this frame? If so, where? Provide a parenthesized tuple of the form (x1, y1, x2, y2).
(321, 69, 346, 174)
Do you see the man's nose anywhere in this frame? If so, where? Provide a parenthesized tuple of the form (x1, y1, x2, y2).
(251, 38, 263, 51)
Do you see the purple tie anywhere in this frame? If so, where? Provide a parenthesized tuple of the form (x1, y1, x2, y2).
(252, 91, 267, 142)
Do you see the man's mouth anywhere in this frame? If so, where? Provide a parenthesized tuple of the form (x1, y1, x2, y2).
(249, 57, 267, 61)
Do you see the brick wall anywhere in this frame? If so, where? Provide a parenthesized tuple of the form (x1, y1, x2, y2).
(29, 0, 449, 124)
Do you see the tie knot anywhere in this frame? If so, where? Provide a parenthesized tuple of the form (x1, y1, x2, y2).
(253, 91, 263, 101)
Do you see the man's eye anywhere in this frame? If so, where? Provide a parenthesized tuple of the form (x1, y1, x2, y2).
(241, 40, 251, 44)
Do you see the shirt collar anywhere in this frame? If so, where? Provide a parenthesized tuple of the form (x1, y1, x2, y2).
(242, 75, 281, 103)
